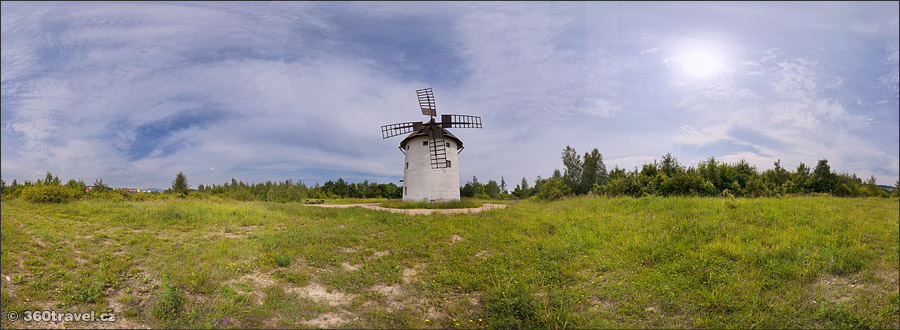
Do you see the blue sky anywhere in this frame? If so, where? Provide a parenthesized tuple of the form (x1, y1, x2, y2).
(2, 1, 898, 188)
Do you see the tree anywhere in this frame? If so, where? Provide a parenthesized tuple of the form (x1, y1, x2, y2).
(93, 178, 109, 192)
(811, 159, 834, 193)
(171, 171, 190, 195)
(660, 153, 681, 177)
(44, 171, 61, 186)
(485, 180, 501, 199)
(580, 148, 607, 194)
(771, 159, 789, 186)
(500, 176, 507, 194)
(519, 177, 530, 198)
(266, 186, 276, 201)
(536, 177, 570, 201)
(561, 145, 582, 191)
(609, 165, 626, 180)
(794, 162, 811, 192)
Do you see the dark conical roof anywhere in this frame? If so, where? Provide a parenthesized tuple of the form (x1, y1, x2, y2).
(399, 120, 463, 149)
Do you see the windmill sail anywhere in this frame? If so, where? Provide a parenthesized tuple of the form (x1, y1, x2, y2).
(381, 121, 423, 139)
(417, 88, 437, 117)
(441, 114, 482, 128)
(428, 124, 448, 169)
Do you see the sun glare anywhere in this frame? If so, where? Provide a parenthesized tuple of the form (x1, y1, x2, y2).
(680, 50, 725, 79)
(666, 39, 731, 80)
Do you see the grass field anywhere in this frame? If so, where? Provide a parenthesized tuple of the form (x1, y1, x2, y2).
(1, 196, 897, 328)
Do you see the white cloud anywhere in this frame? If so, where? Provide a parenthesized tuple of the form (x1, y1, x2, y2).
(1, 2, 897, 188)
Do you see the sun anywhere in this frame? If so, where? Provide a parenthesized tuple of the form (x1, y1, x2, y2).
(680, 50, 725, 79)
(666, 39, 731, 80)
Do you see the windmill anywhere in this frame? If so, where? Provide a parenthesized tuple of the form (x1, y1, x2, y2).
(381, 88, 482, 202)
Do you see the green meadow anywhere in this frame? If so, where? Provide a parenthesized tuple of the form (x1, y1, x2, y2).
(1, 196, 897, 329)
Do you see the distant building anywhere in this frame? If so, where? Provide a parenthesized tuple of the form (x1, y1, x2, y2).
(85, 186, 142, 193)
(876, 185, 896, 192)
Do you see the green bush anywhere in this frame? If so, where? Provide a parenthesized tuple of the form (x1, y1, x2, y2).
(20, 185, 75, 203)
(152, 281, 185, 319)
(536, 178, 570, 201)
(275, 254, 292, 267)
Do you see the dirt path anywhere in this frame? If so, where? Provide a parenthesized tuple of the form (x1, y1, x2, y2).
(306, 203, 507, 215)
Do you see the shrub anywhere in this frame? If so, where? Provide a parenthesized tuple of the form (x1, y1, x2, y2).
(152, 281, 185, 319)
(20, 185, 75, 203)
(536, 178, 570, 201)
(275, 254, 292, 267)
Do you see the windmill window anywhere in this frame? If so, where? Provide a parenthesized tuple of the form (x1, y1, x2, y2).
(445, 142, 450, 147)
(404, 187, 407, 195)
(446, 160, 452, 168)
(406, 162, 409, 169)
(423, 141, 428, 146)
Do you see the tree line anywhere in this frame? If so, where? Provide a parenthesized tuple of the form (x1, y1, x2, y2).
(197, 176, 401, 201)
(0, 171, 402, 202)
(478, 146, 898, 200)
(2, 146, 897, 203)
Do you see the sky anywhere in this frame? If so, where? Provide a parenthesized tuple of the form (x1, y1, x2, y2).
(2, 1, 898, 189)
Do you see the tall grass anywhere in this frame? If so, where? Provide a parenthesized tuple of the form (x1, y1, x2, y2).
(1, 196, 897, 328)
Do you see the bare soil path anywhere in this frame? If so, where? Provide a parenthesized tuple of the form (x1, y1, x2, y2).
(306, 203, 507, 215)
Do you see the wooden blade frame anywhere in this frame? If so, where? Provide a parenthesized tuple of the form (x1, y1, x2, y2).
(417, 88, 437, 117)
(440, 114, 482, 129)
(428, 125, 448, 169)
(381, 122, 423, 139)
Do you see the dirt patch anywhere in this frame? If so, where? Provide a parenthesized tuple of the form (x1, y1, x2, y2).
(288, 283, 355, 306)
(402, 266, 420, 283)
(371, 284, 405, 310)
(305, 203, 508, 215)
(475, 250, 493, 259)
(239, 272, 277, 288)
(371, 250, 390, 259)
(222, 232, 245, 239)
(591, 297, 617, 311)
(342, 247, 359, 253)
(341, 262, 359, 271)
(225, 271, 277, 305)
(449, 234, 464, 245)
(302, 311, 351, 328)
(877, 267, 899, 291)
(816, 275, 863, 303)
(307, 203, 382, 208)
(372, 284, 402, 297)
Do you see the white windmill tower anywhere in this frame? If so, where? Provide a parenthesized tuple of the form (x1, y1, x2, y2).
(380, 88, 483, 202)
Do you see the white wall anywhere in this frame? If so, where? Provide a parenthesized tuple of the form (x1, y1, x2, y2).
(402, 136, 461, 202)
